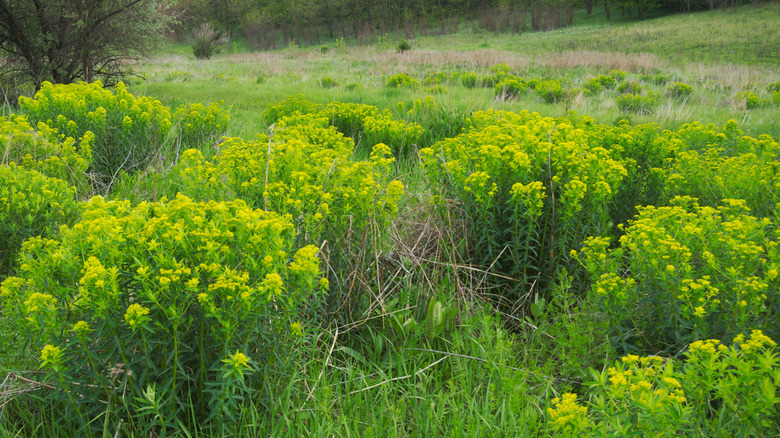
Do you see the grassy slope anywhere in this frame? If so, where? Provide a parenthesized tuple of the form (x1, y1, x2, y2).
(435, 2, 780, 66)
(132, 3, 780, 140)
(551, 4, 780, 66)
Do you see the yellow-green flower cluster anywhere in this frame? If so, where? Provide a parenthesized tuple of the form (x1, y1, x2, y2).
(670, 119, 780, 217)
(421, 109, 626, 203)
(509, 181, 545, 219)
(555, 330, 779, 436)
(39, 344, 64, 371)
(592, 272, 635, 302)
(124, 303, 150, 331)
(19, 81, 172, 141)
(385, 73, 418, 88)
(262, 94, 323, 126)
(71, 320, 90, 337)
(0, 115, 91, 192)
(0, 164, 79, 276)
(19, 81, 172, 186)
(261, 272, 285, 301)
(580, 196, 777, 352)
(0, 193, 326, 423)
(289, 321, 303, 337)
(264, 96, 429, 159)
(175, 112, 404, 255)
(222, 350, 252, 379)
(547, 393, 591, 435)
(321, 101, 378, 137)
(420, 109, 626, 298)
(732, 329, 777, 355)
(362, 113, 424, 157)
(24, 292, 58, 329)
(463, 171, 497, 203)
(174, 101, 230, 148)
(563, 354, 691, 436)
(600, 355, 687, 408)
(684, 331, 779, 433)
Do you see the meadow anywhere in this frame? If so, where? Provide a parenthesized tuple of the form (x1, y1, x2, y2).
(0, 3, 779, 437)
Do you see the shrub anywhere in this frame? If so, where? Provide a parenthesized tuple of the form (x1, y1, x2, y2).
(666, 125, 780, 218)
(596, 74, 617, 90)
(767, 80, 780, 92)
(674, 119, 747, 154)
(262, 94, 322, 126)
(0, 115, 91, 194)
(534, 80, 565, 103)
(386, 73, 418, 88)
(321, 101, 378, 139)
(396, 39, 412, 53)
(177, 113, 403, 245)
(579, 120, 678, 230)
(363, 113, 425, 157)
(191, 23, 229, 60)
(320, 44, 330, 54)
(461, 72, 479, 88)
(494, 76, 528, 99)
(609, 69, 626, 82)
(489, 63, 512, 79)
(426, 85, 448, 94)
(735, 91, 760, 110)
(582, 78, 604, 95)
(423, 72, 452, 86)
(0, 164, 80, 277)
(19, 81, 172, 191)
(319, 76, 338, 88)
(667, 81, 694, 98)
(173, 101, 230, 149)
(0, 194, 325, 434)
(175, 113, 404, 322)
(642, 73, 669, 85)
(478, 74, 500, 88)
(420, 110, 626, 306)
(616, 92, 658, 114)
(547, 331, 779, 437)
(616, 80, 642, 95)
(525, 78, 541, 90)
(577, 197, 779, 355)
(475, 64, 514, 89)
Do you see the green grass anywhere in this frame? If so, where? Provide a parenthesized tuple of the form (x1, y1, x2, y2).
(129, 4, 780, 141)
(409, 3, 780, 66)
(553, 4, 780, 66)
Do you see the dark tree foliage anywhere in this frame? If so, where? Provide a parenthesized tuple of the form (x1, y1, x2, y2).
(0, 0, 173, 91)
(174, 0, 763, 51)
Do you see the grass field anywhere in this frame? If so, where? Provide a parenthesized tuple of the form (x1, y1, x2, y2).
(132, 2, 780, 140)
(1, 3, 779, 437)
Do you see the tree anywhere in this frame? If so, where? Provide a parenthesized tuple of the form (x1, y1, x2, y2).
(0, 0, 173, 91)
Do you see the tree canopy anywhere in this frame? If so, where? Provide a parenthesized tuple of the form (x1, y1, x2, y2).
(174, 0, 757, 51)
(0, 0, 173, 92)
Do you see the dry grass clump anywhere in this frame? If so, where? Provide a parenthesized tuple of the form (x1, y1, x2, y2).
(384, 49, 531, 71)
(541, 50, 666, 73)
